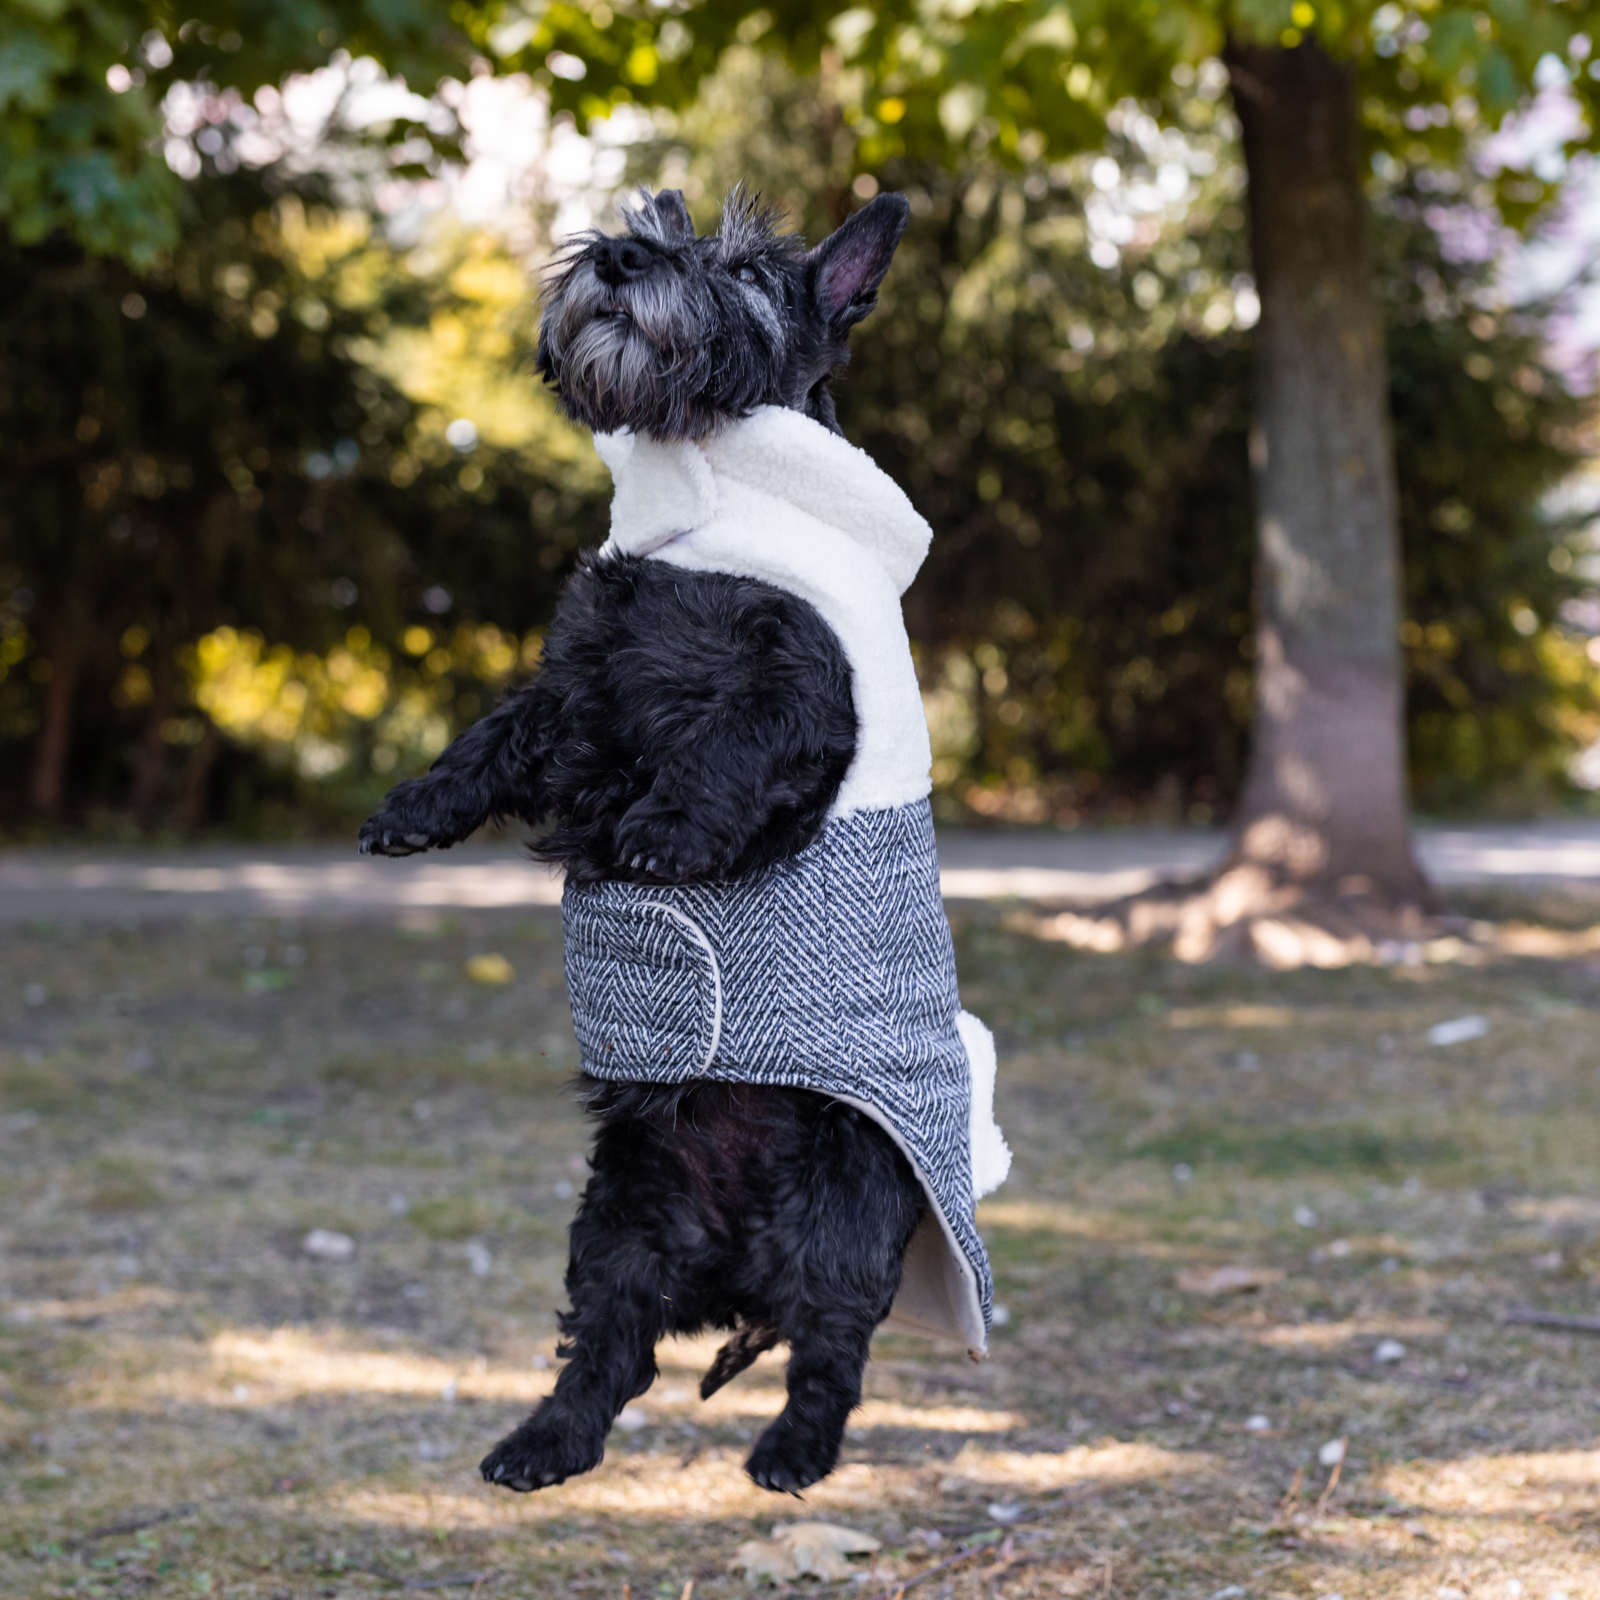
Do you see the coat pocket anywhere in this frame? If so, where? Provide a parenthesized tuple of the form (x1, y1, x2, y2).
(563, 888, 722, 1079)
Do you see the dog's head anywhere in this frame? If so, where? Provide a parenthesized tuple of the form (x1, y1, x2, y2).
(536, 186, 909, 441)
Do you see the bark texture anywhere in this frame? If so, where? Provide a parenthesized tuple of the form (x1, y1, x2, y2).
(1225, 37, 1426, 905)
(29, 617, 80, 818)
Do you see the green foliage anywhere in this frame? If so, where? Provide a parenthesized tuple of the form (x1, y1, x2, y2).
(1384, 194, 1599, 811)
(521, 0, 1600, 222)
(653, 53, 1594, 821)
(1132, 1119, 1460, 1174)
(0, 165, 603, 828)
(0, 0, 489, 266)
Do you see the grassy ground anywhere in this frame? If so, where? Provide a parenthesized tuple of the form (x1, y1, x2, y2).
(3, 891, 1600, 1600)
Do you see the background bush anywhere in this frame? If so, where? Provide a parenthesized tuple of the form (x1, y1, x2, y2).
(0, 54, 1593, 835)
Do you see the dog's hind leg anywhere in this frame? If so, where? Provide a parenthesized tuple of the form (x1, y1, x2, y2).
(743, 1101, 926, 1494)
(480, 1151, 678, 1492)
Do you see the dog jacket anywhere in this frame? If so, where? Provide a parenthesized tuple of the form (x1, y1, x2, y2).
(563, 405, 1010, 1355)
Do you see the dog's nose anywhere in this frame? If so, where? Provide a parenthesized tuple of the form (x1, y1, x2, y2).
(593, 237, 653, 287)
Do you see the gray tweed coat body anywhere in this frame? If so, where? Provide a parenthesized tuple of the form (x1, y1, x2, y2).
(562, 408, 1009, 1355)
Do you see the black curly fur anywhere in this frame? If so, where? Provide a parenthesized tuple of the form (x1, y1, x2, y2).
(358, 552, 857, 883)
(360, 185, 930, 1497)
(477, 1080, 926, 1495)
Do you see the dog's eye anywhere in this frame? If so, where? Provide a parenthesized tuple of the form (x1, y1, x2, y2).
(736, 265, 758, 284)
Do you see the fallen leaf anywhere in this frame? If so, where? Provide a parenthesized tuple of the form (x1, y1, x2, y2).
(465, 953, 513, 985)
(1175, 1265, 1284, 1296)
(731, 1522, 881, 1582)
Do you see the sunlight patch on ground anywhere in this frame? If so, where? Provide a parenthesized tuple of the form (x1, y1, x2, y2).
(977, 1199, 1123, 1237)
(1250, 1316, 1448, 1349)
(1509, 1195, 1600, 1228)
(1385, 1448, 1600, 1516)
(854, 1399, 1028, 1432)
(4, 1286, 184, 1324)
(1165, 1004, 1303, 1029)
(938, 1439, 1213, 1492)
(145, 1329, 560, 1406)
(332, 1455, 936, 1527)
(115, 1327, 1025, 1435)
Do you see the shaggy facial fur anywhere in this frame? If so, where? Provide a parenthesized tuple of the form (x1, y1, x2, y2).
(360, 186, 926, 1496)
(537, 186, 909, 440)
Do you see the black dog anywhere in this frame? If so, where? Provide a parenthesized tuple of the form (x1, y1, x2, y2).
(360, 188, 926, 1494)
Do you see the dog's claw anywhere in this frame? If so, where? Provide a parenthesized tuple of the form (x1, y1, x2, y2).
(405, 832, 431, 848)
(480, 1412, 605, 1493)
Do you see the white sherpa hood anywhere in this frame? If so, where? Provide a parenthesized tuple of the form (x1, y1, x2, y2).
(595, 406, 936, 819)
(595, 405, 932, 594)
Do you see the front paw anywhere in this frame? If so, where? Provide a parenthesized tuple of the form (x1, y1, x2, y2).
(358, 780, 456, 857)
(614, 808, 728, 883)
(357, 815, 439, 857)
(480, 1411, 605, 1492)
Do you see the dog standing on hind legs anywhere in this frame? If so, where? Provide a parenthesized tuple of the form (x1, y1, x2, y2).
(359, 185, 1011, 1495)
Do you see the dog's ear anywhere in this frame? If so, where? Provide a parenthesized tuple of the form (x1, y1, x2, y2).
(643, 188, 696, 242)
(807, 192, 909, 329)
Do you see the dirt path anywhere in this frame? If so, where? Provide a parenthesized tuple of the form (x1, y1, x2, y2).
(3, 819, 1599, 925)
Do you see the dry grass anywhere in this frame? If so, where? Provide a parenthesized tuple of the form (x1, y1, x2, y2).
(3, 894, 1600, 1599)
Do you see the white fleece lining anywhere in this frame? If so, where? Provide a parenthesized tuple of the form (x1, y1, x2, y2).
(640, 902, 723, 1075)
(959, 1011, 1012, 1198)
(596, 408, 935, 819)
(831, 1092, 987, 1357)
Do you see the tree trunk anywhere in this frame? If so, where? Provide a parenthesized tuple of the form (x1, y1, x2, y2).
(176, 721, 223, 833)
(30, 617, 81, 819)
(1223, 38, 1427, 907)
(130, 662, 174, 825)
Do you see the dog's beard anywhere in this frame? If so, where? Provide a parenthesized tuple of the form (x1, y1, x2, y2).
(540, 258, 788, 441)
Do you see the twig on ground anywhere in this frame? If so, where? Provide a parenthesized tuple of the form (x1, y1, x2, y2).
(1276, 1465, 1304, 1521)
(863, 1538, 993, 1600)
(1505, 1306, 1600, 1335)
(66, 1505, 198, 1547)
(1313, 1455, 1345, 1515)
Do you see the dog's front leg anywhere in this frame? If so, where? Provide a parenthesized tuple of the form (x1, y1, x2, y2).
(359, 682, 546, 856)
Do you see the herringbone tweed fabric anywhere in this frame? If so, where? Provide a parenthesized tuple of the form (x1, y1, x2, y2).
(563, 798, 992, 1334)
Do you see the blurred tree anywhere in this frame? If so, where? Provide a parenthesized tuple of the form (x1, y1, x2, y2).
(657, 49, 1594, 829)
(510, 0, 1600, 953)
(0, 165, 600, 828)
(0, 0, 506, 267)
